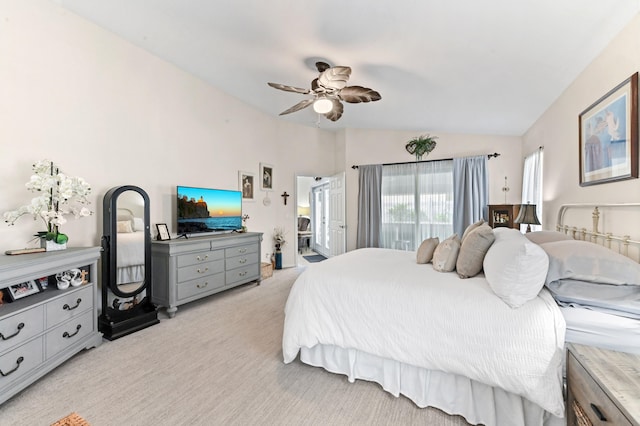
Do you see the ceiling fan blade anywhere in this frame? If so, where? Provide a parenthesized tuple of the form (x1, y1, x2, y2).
(318, 66, 351, 90)
(268, 82, 311, 94)
(279, 98, 314, 115)
(324, 99, 344, 121)
(339, 86, 382, 103)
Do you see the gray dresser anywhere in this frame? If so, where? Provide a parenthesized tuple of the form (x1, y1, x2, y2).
(0, 247, 103, 405)
(151, 232, 262, 317)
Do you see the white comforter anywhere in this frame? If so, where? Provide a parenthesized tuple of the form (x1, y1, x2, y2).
(116, 231, 145, 267)
(283, 248, 566, 417)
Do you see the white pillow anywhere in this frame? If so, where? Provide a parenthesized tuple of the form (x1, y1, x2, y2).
(132, 217, 145, 232)
(483, 231, 549, 308)
(432, 234, 461, 272)
(117, 220, 133, 233)
(541, 240, 640, 285)
(416, 237, 439, 264)
(525, 231, 572, 245)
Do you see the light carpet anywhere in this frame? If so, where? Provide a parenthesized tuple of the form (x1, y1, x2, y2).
(1, 265, 472, 426)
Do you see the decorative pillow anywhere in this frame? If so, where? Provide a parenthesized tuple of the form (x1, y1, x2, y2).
(416, 237, 439, 264)
(541, 240, 640, 286)
(432, 234, 461, 272)
(132, 217, 145, 232)
(525, 230, 572, 245)
(117, 220, 134, 233)
(456, 224, 495, 278)
(483, 231, 549, 308)
(461, 219, 485, 243)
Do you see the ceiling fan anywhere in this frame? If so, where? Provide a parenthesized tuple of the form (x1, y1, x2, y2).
(267, 61, 381, 122)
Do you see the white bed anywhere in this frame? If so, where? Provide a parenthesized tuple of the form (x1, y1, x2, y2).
(282, 203, 640, 426)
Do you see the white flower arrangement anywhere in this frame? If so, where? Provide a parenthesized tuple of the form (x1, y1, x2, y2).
(273, 226, 287, 249)
(4, 159, 92, 243)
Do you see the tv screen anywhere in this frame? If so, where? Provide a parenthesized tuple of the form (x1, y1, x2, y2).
(177, 186, 242, 235)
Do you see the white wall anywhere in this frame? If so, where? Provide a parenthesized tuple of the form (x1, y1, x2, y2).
(338, 128, 523, 250)
(523, 13, 640, 231)
(0, 0, 336, 267)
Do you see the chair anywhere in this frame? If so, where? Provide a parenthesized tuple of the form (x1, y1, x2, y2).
(297, 216, 311, 253)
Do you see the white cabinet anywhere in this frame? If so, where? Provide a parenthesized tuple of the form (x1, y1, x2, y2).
(0, 247, 102, 405)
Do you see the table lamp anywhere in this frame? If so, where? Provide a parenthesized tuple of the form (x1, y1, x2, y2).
(515, 203, 540, 232)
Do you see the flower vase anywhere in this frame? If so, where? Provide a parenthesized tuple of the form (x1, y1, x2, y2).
(41, 238, 67, 251)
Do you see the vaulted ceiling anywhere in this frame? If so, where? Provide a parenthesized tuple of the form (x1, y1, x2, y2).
(57, 0, 640, 135)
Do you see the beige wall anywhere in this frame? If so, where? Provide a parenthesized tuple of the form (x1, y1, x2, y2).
(0, 0, 336, 267)
(523, 13, 640, 231)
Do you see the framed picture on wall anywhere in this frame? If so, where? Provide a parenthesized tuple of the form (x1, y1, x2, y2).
(239, 171, 255, 201)
(578, 72, 638, 186)
(260, 163, 274, 191)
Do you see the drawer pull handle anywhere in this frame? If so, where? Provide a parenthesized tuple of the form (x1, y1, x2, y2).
(197, 282, 208, 289)
(63, 298, 82, 311)
(239, 271, 247, 277)
(63, 324, 82, 339)
(196, 255, 209, 261)
(0, 356, 24, 377)
(238, 248, 247, 253)
(197, 267, 209, 274)
(239, 258, 247, 264)
(590, 403, 607, 422)
(0, 323, 25, 340)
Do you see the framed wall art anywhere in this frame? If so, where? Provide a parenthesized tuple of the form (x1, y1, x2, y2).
(260, 163, 274, 191)
(239, 171, 255, 201)
(579, 72, 638, 186)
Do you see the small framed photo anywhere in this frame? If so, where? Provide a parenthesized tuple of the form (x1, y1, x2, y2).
(239, 171, 255, 201)
(7, 280, 41, 301)
(36, 276, 49, 290)
(156, 223, 171, 241)
(260, 163, 274, 191)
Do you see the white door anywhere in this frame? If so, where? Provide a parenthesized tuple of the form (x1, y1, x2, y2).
(311, 184, 329, 256)
(328, 172, 346, 257)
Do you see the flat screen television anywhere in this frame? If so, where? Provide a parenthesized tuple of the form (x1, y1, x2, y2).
(177, 186, 242, 236)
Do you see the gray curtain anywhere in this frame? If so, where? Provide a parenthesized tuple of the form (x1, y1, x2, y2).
(356, 164, 383, 248)
(453, 155, 488, 237)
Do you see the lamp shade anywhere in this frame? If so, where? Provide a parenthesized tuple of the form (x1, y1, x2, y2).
(515, 203, 540, 232)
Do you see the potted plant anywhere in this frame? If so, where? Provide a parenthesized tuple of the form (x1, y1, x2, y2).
(405, 134, 438, 160)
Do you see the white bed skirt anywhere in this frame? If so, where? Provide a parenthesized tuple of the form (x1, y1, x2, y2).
(300, 344, 564, 426)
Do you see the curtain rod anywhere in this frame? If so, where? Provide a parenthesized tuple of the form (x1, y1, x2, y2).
(350, 153, 500, 169)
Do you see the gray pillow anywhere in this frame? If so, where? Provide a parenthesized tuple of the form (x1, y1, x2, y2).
(525, 231, 572, 245)
(432, 234, 461, 272)
(461, 219, 485, 243)
(456, 224, 495, 278)
(416, 237, 439, 264)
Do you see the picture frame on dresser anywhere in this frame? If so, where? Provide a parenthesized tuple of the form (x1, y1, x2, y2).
(156, 223, 171, 241)
(7, 280, 40, 301)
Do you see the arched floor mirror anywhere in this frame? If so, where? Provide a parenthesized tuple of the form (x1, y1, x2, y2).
(98, 185, 159, 340)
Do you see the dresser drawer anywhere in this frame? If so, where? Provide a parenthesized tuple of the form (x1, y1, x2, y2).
(226, 266, 259, 286)
(177, 249, 223, 268)
(177, 259, 224, 283)
(0, 306, 44, 354)
(226, 252, 259, 271)
(177, 273, 225, 300)
(46, 285, 93, 328)
(225, 244, 258, 258)
(45, 310, 94, 359)
(567, 351, 633, 426)
(0, 337, 43, 391)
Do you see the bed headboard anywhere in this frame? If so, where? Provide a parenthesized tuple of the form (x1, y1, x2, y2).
(117, 207, 135, 222)
(556, 203, 640, 262)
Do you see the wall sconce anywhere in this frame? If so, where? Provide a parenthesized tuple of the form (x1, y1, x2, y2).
(515, 203, 541, 232)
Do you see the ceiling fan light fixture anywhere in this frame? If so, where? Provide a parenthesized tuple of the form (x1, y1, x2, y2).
(313, 97, 333, 114)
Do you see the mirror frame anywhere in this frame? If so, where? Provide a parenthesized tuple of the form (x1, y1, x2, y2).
(102, 185, 151, 298)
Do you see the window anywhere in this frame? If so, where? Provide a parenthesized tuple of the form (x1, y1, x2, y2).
(521, 148, 544, 232)
(380, 161, 453, 250)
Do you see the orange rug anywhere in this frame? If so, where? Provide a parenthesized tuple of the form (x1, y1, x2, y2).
(50, 412, 90, 426)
